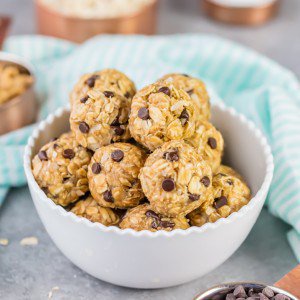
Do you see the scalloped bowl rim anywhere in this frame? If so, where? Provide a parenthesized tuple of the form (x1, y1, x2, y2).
(23, 103, 274, 238)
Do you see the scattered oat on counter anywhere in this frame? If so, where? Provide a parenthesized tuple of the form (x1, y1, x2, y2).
(20, 236, 39, 246)
(0, 238, 9, 246)
(48, 286, 60, 299)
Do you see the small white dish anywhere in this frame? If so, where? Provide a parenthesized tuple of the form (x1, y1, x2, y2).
(24, 103, 273, 289)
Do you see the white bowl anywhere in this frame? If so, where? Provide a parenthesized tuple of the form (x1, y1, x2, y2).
(23, 104, 273, 289)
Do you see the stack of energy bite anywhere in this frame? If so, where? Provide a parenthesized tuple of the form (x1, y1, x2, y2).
(32, 69, 251, 232)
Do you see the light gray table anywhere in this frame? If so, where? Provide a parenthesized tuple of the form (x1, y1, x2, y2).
(0, 1, 299, 299)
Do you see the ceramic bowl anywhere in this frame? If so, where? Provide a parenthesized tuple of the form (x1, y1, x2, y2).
(24, 103, 273, 289)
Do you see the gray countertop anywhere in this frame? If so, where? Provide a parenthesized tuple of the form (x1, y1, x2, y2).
(0, 0, 299, 299)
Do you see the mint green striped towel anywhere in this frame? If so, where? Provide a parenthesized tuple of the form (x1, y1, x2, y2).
(2, 34, 300, 261)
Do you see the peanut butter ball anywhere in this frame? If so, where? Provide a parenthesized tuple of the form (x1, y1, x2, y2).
(88, 143, 147, 209)
(32, 132, 91, 206)
(119, 204, 190, 232)
(139, 140, 213, 217)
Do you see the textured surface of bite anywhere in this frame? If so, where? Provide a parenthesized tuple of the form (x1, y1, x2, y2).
(88, 142, 147, 209)
(189, 165, 251, 227)
(71, 196, 120, 226)
(32, 132, 91, 206)
(139, 140, 213, 217)
(119, 204, 190, 231)
(158, 73, 210, 121)
(70, 87, 131, 151)
(186, 120, 224, 173)
(129, 82, 198, 151)
(70, 68, 136, 106)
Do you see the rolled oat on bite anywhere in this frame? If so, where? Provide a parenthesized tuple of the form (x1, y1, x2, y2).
(32, 132, 92, 206)
(70, 87, 131, 151)
(88, 142, 147, 209)
(71, 196, 120, 226)
(70, 68, 136, 106)
(186, 120, 224, 173)
(129, 81, 198, 151)
(119, 204, 190, 232)
(157, 73, 210, 121)
(139, 140, 213, 217)
(189, 165, 251, 227)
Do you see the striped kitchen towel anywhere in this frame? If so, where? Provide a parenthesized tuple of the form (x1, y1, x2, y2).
(2, 34, 300, 261)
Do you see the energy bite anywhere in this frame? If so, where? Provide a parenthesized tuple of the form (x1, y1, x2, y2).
(0, 62, 34, 104)
(129, 82, 198, 151)
(158, 73, 210, 120)
(88, 143, 147, 209)
(71, 196, 120, 226)
(70, 68, 136, 106)
(189, 165, 251, 226)
(139, 140, 213, 217)
(186, 120, 224, 173)
(119, 204, 190, 232)
(32, 132, 92, 206)
(70, 88, 131, 151)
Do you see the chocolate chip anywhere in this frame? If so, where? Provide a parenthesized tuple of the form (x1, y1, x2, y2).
(124, 91, 130, 98)
(63, 149, 75, 159)
(53, 143, 59, 149)
(103, 190, 114, 202)
(151, 219, 160, 229)
(226, 294, 236, 300)
(138, 107, 150, 120)
(262, 288, 274, 298)
(42, 187, 49, 194)
(214, 196, 228, 209)
(38, 150, 48, 161)
(79, 122, 89, 133)
(163, 149, 179, 162)
(145, 210, 159, 219)
(103, 91, 114, 98)
(162, 178, 175, 192)
(259, 293, 269, 300)
(222, 285, 289, 300)
(92, 163, 101, 174)
(207, 137, 217, 149)
(158, 86, 171, 96)
(200, 176, 210, 187)
(186, 89, 194, 95)
(188, 193, 200, 201)
(233, 286, 247, 298)
(111, 150, 124, 162)
(161, 220, 175, 229)
(112, 126, 125, 136)
(179, 108, 189, 125)
(80, 96, 89, 103)
(50, 137, 58, 142)
(85, 75, 99, 87)
(111, 117, 120, 126)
